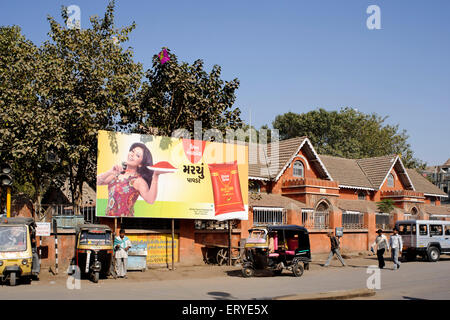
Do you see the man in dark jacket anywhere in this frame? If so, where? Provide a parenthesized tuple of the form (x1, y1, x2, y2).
(323, 231, 346, 267)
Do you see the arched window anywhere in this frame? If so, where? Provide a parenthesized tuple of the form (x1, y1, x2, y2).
(387, 173, 394, 187)
(293, 160, 304, 178)
(358, 192, 365, 200)
(411, 207, 418, 215)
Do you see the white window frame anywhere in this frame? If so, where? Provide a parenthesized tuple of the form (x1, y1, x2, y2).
(293, 160, 304, 178)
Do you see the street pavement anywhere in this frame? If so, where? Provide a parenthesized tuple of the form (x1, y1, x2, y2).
(1, 255, 449, 300)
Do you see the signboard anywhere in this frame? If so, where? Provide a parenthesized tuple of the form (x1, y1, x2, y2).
(36, 222, 51, 236)
(128, 234, 179, 265)
(96, 130, 248, 220)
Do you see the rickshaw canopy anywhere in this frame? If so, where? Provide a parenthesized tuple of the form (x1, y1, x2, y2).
(75, 224, 112, 234)
(0, 217, 35, 227)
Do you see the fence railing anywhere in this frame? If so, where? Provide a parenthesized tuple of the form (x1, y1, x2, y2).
(375, 213, 394, 230)
(301, 210, 329, 230)
(253, 207, 286, 226)
(342, 211, 366, 229)
(35, 204, 97, 224)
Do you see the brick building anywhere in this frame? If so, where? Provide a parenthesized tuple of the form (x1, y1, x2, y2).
(422, 158, 450, 202)
(241, 137, 449, 254)
(34, 136, 450, 268)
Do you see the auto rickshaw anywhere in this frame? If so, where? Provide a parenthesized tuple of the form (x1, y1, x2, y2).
(0, 217, 40, 286)
(242, 225, 311, 277)
(71, 224, 114, 283)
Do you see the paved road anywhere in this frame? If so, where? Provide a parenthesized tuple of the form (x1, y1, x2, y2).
(1, 257, 449, 300)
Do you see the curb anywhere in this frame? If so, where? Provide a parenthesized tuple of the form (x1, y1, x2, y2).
(273, 288, 376, 300)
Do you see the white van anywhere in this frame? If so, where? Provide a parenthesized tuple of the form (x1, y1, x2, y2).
(395, 220, 450, 262)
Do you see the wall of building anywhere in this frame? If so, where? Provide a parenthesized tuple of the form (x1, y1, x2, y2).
(38, 232, 76, 269)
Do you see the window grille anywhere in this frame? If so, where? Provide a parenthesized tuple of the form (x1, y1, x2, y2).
(342, 211, 365, 229)
(253, 207, 286, 226)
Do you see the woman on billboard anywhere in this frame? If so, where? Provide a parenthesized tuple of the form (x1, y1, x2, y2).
(96, 142, 161, 217)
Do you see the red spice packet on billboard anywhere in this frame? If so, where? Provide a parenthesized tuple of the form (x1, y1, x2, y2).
(208, 161, 245, 217)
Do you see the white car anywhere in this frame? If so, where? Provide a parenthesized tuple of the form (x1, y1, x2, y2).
(396, 220, 450, 262)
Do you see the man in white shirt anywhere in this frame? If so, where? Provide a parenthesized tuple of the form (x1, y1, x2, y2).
(114, 229, 132, 278)
(389, 227, 403, 270)
(371, 229, 389, 269)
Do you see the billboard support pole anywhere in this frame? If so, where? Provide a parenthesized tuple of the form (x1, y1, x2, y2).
(228, 220, 232, 266)
(171, 219, 175, 271)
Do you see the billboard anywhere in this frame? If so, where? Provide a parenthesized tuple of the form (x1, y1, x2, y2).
(96, 130, 248, 220)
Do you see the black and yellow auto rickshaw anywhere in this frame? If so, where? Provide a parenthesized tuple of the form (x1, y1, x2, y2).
(71, 224, 114, 283)
(0, 217, 40, 286)
(242, 225, 311, 277)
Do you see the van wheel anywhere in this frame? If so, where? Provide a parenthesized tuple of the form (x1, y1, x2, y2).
(427, 247, 440, 262)
(9, 272, 16, 286)
(242, 267, 254, 278)
(292, 263, 304, 277)
(92, 271, 99, 283)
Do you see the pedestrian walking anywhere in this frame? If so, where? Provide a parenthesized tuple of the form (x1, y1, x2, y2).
(323, 231, 346, 267)
(390, 227, 403, 270)
(114, 229, 132, 278)
(371, 229, 389, 269)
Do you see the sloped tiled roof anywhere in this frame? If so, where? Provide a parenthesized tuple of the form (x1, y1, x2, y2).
(422, 204, 450, 215)
(406, 169, 447, 197)
(249, 193, 308, 211)
(443, 158, 450, 167)
(337, 199, 403, 214)
(248, 137, 306, 179)
(356, 155, 397, 189)
(248, 137, 331, 181)
(319, 155, 373, 189)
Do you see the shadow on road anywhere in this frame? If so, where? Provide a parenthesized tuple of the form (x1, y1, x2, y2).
(207, 291, 238, 300)
(403, 296, 428, 300)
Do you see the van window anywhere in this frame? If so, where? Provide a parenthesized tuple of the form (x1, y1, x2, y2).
(398, 224, 412, 235)
(445, 225, 450, 236)
(412, 224, 416, 234)
(419, 225, 428, 236)
(430, 225, 443, 236)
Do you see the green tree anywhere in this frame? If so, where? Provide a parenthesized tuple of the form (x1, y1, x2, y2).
(272, 108, 425, 168)
(136, 48, 242, 137)
(376, 199, 396, 213)
(37, 0, 143, 211)
(0, 26, 62, 211)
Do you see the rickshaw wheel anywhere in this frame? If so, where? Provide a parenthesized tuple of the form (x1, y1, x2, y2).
(9, 272, 16, 286)
(292, 263, 304, 277)
(92, 272, 99, 283)
(242, 267, 255, 278)
(273, 269, 282, 276)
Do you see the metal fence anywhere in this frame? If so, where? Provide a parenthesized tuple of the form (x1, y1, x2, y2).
(342, 211, 365, 229)
(375, 213, 394, 230)
(253, 207, 286, 226)
(301, 210, 329, 229)
(35, 204, 98, 224)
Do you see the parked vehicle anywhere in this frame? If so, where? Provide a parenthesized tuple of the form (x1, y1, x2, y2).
(71, 224, 115, 283)
(0, 217, 40, 286)
(242, 225, 311, 277)
(396, 220, 450, 262)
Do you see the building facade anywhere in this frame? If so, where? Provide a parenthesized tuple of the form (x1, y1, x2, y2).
(422, 159, 450, 202)
(241, 137, 450, 254)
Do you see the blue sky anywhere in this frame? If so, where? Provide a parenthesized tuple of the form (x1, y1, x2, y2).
(1, 0, 449, 165)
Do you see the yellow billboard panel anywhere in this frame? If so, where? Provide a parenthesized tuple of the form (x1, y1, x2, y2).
(96, 130, 248, 220)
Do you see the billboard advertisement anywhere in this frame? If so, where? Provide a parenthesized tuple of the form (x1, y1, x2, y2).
(96, 130, 248, 220)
